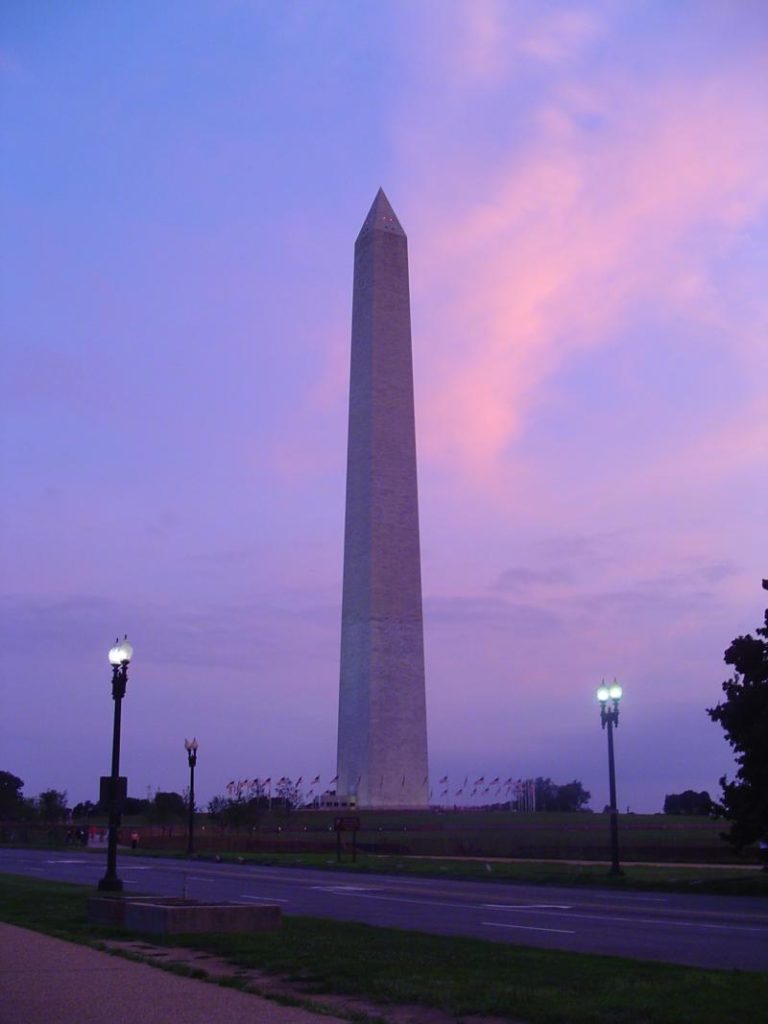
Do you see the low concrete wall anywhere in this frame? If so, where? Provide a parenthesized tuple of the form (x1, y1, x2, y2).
(87, 896, 280, 934)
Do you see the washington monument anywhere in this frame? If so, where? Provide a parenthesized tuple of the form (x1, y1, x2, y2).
(336, 189, 429, 809)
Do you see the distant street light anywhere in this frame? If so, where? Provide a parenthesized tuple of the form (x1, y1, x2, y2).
(98, 636, 133, 892)
(185, 738, 198, 856)
(597, 679, 623, 877)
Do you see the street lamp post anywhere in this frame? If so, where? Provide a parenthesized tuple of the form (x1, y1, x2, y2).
(98, 636, 133, 892)
(597, 679, 623, 877)
(184, 738, 198, 855)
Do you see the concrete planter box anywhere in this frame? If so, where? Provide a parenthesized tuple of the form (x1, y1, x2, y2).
(87, 895, 281, 934)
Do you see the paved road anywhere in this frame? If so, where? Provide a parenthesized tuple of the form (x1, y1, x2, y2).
(2, 848, 767, 971)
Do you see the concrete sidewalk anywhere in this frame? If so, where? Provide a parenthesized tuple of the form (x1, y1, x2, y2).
(0, 923, 347, 1024)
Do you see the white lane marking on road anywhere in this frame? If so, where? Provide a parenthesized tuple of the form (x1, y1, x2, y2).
(313, 885, 379, 892)
(121, 866, 153, 870)
(239, 895, 290, 903)
(312, 891, 474, 911)
(45, 859, 88, 864)
(526, 910, 768, 934)
(590, 893, 668, 903)
(483, 904, 572, 910)
(483, 921, 575, 935)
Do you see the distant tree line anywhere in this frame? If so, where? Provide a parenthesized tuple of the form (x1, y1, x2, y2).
(483, 778, 592, 813)
(0, 771, 192, 828)
(0, 771, 69, 823)
(207, 778, 301, 830)
(70, 790, 188, 826)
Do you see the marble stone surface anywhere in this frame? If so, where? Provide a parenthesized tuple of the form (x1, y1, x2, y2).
(336, 189, 429, 808)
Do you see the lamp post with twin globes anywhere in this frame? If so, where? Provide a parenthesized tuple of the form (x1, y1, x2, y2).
(184, 738, 198, 855)
(98, 636, 133, 892)
(597, 679, 623, 877)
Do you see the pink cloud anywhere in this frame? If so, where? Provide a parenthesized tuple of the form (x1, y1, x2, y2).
(402, 66, 768, 481)
(430, 2, 606, 84)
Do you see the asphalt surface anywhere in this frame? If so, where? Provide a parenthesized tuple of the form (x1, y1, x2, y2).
(2, 848, 767, 971)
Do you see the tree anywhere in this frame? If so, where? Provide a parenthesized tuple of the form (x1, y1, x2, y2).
(274, 777, 301, 813)
(207, 795, 229, 829)
(0, 771, 26, 820)
(122, 796, 151, 816)
(555, 780, 592, 812)
(663, 790, 713, 816)
(534, 777, 591, 812)
(707, 584, 768, 850)
(36, 789, 69, 823)
(72, 800, 98, 820)
(150, 791, 186, 826)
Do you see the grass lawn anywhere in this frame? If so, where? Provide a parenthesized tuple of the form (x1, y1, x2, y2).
(1, 873, 766, 1024)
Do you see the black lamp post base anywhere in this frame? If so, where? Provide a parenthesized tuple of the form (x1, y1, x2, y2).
(608, 865, 624, 877)
(97, 876, 123, 892)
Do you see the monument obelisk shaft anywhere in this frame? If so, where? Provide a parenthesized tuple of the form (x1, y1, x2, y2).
(336, 189, 428, 809)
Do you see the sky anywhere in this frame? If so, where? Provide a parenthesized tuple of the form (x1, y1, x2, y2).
(1, 0, 766, 814)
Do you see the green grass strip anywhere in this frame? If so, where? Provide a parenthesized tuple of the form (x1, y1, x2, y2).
(1, 873, 766, 1024)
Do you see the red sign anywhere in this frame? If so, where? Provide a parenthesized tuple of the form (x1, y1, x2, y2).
(334, 816, 361, 832)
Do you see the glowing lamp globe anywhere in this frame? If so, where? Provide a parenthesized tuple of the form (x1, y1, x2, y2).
(108, 636, 133, 665)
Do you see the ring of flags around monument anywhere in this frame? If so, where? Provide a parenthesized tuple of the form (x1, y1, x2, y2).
(221, 774, 537, 808)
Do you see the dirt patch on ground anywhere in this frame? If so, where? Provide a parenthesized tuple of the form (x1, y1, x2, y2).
(102, 940, 526, 1024)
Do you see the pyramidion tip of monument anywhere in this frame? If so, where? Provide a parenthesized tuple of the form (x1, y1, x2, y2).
(357, 186, 405, 240)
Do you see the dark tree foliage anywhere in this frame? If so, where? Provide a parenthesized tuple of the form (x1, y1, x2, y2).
(72, 800, 97, 819)
(123, 797, 151, 816)
(707, 587, 768, 850)
(663, 790, 713, 816)
(0, 771, 26, 819)
(150, 791, 187, 824)
(207, 794, 270, 830)
(534, 777, 591, 812)
(94, 795, 150, 816)
(274, 777, 300, 813)
(207, 795, 229, 828)
(36, 789, 69, 823)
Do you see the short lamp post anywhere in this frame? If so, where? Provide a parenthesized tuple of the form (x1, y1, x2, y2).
(185, 738, 198, 856)
(597, 679, 623, 877)
(98, 636, 133, 892)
